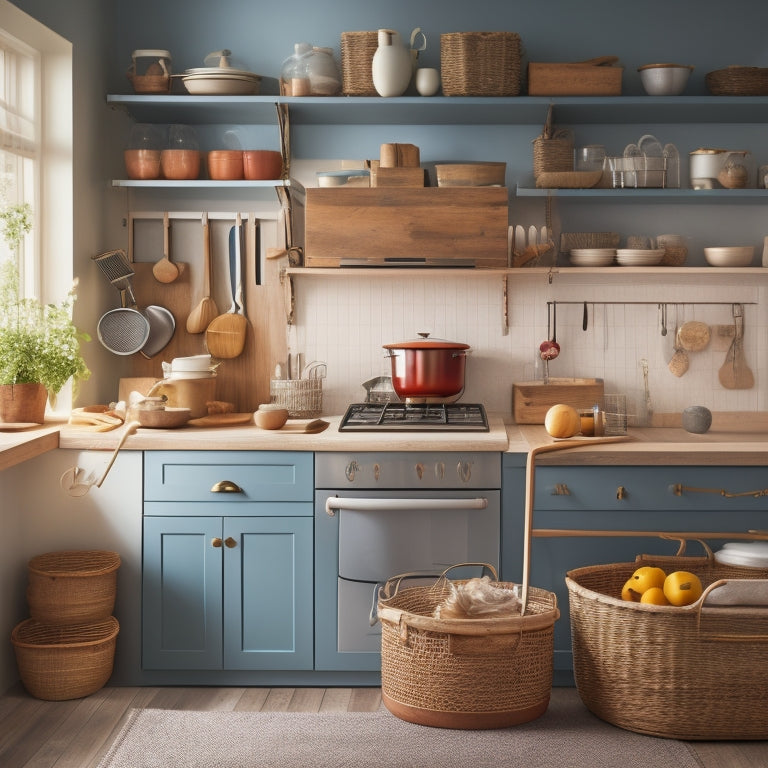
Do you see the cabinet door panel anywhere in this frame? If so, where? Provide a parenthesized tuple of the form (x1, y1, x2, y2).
(143, 517, 223, 670)
(223, 517, 313, 670)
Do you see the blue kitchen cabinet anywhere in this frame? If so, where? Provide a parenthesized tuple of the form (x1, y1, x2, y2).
(143, 451, 314, 671)
(502, 455, 768, 685)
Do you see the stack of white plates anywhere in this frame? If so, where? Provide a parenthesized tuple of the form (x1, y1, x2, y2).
(569, 248, 616, 267)
(616, 248, 665, 267)
(181, 67, 262, 95)
(162, 354, 219, 379)
(714, 541, 768, 568)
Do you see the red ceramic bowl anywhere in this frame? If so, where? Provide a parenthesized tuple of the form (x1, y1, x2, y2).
(243, 150, 283, 180)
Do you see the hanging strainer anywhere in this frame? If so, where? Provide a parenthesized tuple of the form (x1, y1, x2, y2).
(92, 249, 151, 355)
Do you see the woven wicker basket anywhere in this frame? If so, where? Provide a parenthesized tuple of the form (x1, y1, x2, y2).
(377, 565, 559, 729)
(27, 550, 120, 626)
(566, 548, 768, 740)
(660, 244, 687, 266)
(705, 66, 768, 96)
(440, 32, 522, 96)
(533, 135, 574, 177)
(12, 617, 119, 700)
(270, 378, 323, 418)
(340, 31, 379, 96)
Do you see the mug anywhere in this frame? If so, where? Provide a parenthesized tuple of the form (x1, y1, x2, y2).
(415, 68, 440, 97)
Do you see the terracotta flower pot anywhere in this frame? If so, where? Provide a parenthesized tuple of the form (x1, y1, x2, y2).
(0, 382, 48, 424)
(243, 150, 283, 180)
(207, 150, 244, 180)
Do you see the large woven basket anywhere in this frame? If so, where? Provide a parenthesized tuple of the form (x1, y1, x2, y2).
(566, 547, 768, 740)
(340, 31, 378, 96)
(12, 616, 119, 700)
(27, 550, 120, 626)
(440, 32, 522, 96)
(705, 66, 768, 96)
(377, 565, 559, 729)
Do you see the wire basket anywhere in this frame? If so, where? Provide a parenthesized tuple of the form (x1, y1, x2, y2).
(270, 378, 323, 418)
(12, 617, 119, 700)
(566, 544, 768, 740)
(440, 32, 522, 96)
(377, 564, 559, 729)
(27, 550, 121, 626)
(340, 31, 379, 96)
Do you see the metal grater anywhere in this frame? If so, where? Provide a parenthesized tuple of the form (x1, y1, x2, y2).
(91, 249, 139, 307)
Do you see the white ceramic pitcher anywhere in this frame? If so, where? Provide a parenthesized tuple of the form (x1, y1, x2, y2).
(372, 29, 412, 97)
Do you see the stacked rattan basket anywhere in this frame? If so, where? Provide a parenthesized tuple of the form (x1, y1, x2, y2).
(11, 550, 120, 700)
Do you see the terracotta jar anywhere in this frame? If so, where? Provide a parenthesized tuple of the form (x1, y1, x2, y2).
(207, 150, 244, 180)
(243, 150, 283, 180)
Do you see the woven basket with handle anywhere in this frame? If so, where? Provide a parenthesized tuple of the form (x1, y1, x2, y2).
(377, 563, 559, 729)
(340, 31, 379, 96)
(566, 539, 768, 740)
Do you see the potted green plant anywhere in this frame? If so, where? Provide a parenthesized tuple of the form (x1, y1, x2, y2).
(0, 204, 90, 423)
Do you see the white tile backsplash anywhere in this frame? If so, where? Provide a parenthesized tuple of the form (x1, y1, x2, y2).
(293, 272, 766, 420)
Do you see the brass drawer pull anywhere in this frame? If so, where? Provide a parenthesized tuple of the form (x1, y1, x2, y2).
(671, 483, 768, 499)
(211, 480, 244, 494)
(616, 485, 627, 500)
(551, 483, 570, 496)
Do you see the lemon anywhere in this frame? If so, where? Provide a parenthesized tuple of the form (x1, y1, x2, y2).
(640, 586, 670, 605)
(629, 566, 667, 595)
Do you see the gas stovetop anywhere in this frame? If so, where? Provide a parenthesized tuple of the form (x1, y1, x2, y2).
(338, 403, 489, 432)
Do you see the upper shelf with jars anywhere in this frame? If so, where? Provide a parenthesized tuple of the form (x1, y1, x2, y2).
(106, 94, 768, 127)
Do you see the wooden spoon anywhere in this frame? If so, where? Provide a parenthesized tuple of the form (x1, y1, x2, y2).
(205, 213, 248, 359)
(152, 212, 180, 283)
(186, 213, 219, 334)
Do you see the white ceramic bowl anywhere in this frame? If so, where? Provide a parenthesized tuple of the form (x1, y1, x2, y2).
(704, 246, 755, 267)
(638, 64, 693, 96)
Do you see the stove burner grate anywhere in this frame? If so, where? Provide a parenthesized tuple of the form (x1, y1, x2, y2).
(339, 403, 489, 431)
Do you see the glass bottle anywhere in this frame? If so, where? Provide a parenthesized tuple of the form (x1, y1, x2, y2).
(281, 43, 312, 96)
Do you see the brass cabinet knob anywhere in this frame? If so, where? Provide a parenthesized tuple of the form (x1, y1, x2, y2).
(616, 485, 627, 500)
(224, 536, 237, 549)
(211, 537, 223, 548)
(551, 483, 570, 496)
(210, 480, 244, 494)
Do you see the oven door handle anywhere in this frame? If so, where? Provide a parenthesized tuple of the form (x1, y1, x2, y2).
(325, 496, 488, 517)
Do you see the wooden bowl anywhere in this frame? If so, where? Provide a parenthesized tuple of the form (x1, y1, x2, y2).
(135, 407, 191, 428)
(435, 162, 506, 187)
(254, 405, 289, 430)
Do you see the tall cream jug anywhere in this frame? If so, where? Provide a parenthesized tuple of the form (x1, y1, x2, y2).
(372, 29, 412, 97)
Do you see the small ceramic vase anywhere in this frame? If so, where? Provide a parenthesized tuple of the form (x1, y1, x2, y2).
(372, 29, 412, 97)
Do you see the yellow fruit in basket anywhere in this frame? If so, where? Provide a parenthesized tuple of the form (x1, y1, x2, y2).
(640, 586, 670, 605)
(621, 578, 642, 602)
(663, 571, 703, 606)
(629, 566, 667, 594)
(544, 404, 581, 439)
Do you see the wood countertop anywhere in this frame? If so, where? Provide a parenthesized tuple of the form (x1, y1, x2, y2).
(3, 412, 767, 468)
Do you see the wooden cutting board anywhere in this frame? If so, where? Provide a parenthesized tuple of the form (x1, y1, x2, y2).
(188, 412, 254, 427)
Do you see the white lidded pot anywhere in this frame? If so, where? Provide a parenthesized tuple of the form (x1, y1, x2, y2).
(372, 29, 412, 97)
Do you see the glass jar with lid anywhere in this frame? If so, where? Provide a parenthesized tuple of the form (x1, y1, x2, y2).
(307, 47, 341, 95)
(281, 43, 313, 96)
(161, 125, 201, 180)
(124, 123, 163, 179)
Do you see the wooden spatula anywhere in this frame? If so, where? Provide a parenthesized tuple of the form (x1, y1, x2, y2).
(152, 212, 180, 283)
(718, 304, 754, 389)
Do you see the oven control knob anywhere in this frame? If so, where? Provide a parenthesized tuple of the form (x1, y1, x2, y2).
(345, 461, 360, 482)
(435, 462, 445, 480)
(457, 461, 472, 483)
(415, 463, 425, 480)
(373, 463, 380, 481)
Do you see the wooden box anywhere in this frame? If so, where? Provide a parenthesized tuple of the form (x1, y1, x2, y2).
(527, 62, 623, 96)
(296, 187, 509, 268)
(513, 378, 604, 424)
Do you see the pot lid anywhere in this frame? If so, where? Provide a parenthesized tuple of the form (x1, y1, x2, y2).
(184, 49, 261, 80)
(383, 332, 470, 350)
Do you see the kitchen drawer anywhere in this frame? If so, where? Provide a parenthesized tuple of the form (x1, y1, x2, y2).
(144, 451, 313, 503)
(534, 466, 768, 512)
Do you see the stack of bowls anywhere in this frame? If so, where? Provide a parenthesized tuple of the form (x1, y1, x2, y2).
(162, 354, 218, 380)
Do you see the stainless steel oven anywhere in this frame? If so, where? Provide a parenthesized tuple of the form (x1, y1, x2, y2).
(314, 450, 501, 672)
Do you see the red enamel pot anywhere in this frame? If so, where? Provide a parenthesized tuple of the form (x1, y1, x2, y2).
(383, 333, 469, 399)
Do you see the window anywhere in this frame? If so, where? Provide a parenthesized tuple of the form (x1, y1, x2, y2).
(0, 25, 38, 296)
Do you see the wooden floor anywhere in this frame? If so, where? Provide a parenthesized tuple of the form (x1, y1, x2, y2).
(1, 685, 766, 768)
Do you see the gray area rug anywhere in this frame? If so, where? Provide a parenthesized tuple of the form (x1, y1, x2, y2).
(98, 688, 700, 768)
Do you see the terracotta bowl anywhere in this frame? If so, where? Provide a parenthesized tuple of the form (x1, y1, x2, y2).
(161, 149, 201, 180)
(243, 150, 283, 180)
(124, 149, 161, 179)
(207, 150, 244, 180)
(254, 405, 289, 430)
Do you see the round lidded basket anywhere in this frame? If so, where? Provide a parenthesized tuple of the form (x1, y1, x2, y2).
(12, 617, 119, 700)
(340, 31, 379, 96)
(705, 66, 768, 96)
(127, 49, 172, 94)
(27, 550, 120, 626)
